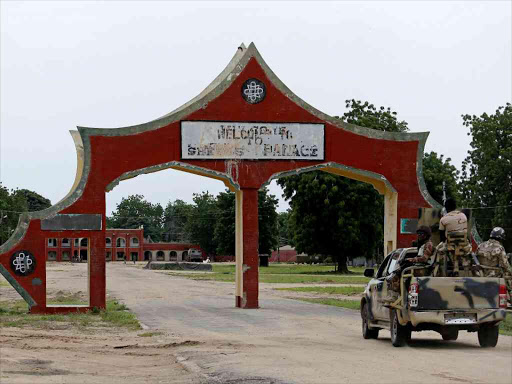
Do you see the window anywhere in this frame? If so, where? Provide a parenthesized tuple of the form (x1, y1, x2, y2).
(144, 251, 152, 261)
(377, 255, 391, 278)
(62, 238, 70, 247)
(106, 251, 112, 260)
(170, 251, 177, 261)
(47, 238, 57, 247)
(48, 251, 57, 260)
(74, 238, 79, 246)
(80, 238, 88, 247)
(131, 252, 138, 261)
(62, 251, 70, 261)
(386, 251, 402, 276)
(130, 237, 139, 247)
(106, 237, 112, 247)
(182, 251, 188, 260)
(156, 251, 165, 261)
(116, 238, 126, 247)
(116, 252, 125, 261)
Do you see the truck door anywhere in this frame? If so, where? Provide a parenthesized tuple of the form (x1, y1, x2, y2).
(372, 250, 401, 320)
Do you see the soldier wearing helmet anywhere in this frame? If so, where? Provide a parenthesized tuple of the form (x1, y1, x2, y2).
(476, 227, 512, 302)
(409, 225, 434, 264)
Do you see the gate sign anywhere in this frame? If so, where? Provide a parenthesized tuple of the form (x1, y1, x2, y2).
(181, 121, 324, 160)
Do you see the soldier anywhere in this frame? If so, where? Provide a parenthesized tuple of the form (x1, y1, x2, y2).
(438, 198, 468, 241)
(435, 198, 471, 275)
(384, 226, 433, 302)
(409, 225, 434, 265)
(476, 227, 512, 303)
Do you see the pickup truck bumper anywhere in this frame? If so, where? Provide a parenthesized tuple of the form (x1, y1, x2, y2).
(408, 308, 506, 327)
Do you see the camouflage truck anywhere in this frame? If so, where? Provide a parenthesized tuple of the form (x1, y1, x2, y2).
(360, 247, 508, 347)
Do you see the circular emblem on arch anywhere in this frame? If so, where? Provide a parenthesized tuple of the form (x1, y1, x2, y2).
(241, 78, 266, 104)
(10, 250, 36, 276)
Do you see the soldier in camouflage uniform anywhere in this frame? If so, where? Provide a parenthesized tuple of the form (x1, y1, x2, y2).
(384, 226, 434, 301)
(410, 226, 434, 265)
(435, 198, 471, 275)
(476, 227, 512, 303)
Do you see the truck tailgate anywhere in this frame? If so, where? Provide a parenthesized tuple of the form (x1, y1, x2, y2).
(414, 277, 501, 310)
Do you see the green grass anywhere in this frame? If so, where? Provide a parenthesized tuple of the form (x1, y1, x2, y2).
(0, 295, 141, 331)
(167, 264, 370, 284)
(138, 331, 164, 337)
(499, 314, 512, 336)
(276, 286, 365, 295)
(167, 271, 369, 284)
(212, 264, 365, 275)
(297, 298, 361, 310)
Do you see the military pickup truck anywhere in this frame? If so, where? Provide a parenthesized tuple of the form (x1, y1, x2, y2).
(360, 247, 508, 347)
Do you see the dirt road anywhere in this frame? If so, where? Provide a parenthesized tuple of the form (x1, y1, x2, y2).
(1, 262, 511, 384)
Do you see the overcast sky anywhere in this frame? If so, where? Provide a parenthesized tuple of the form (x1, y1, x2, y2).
(1, 1, 511, 215)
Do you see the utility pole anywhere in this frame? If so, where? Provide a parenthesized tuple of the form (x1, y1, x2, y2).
(441, 181, 447, 216)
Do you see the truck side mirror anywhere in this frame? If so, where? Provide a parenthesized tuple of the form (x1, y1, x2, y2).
(364, 268, 375, 278)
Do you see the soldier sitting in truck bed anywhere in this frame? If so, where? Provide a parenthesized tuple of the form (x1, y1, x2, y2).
(384, 225, 434, 302)
(434, 198, 472, 276)
(477, 227, 512, 305)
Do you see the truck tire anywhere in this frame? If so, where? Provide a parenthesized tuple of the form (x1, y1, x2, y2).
(390, 309, 410, 347)
(361, 302, 379, 339)
(478, 324, 499, 348)
(441, 327, 459, 341)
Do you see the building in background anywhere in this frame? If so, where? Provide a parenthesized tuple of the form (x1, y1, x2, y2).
(45, 228, 204, 262)
(270, 245, 298, 263)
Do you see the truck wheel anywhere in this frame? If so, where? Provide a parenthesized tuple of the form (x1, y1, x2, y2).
(441, 327, 459, 341)
(390, 309, 410, 347)
(361, 302, 379, 339)
(478, 324, 499, 348)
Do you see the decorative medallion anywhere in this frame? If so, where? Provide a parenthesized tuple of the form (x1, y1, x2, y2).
(241, 78, 266, 104)
(10, 250, 36, 276)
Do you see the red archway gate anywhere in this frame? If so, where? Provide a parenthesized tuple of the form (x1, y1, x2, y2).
(0, 43, 439, 313)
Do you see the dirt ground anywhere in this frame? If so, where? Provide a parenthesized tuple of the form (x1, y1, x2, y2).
(1, 262, 511, 384)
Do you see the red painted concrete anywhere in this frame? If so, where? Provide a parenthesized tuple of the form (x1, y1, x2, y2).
(242, 188, 260, 309)
(0, 53, 435, 313)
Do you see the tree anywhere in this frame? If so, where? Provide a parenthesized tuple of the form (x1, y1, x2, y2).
(339, 99, 409, 133)
(277, 211, 291, 247)
(0, 184, 29, 245)
(278, 100, 409, 272)
(213, 188, 279, 256)
(107, 194, 164, 241)
(162, 199, 193, 242)
(213, 191, 236, 256)
(18, 189, 51, 211)
(461, 103, 512, 250)
(278, 172, 383, 272)
(186, 192, 219, 256)
(257, 188, 279, 254)
(422, 151, 461, 204)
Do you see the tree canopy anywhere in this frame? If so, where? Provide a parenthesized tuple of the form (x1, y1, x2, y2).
(0, 185, 28, 245)
(17, 189, 52, 212)
(107, 194, 164, 241)
(278, 99, 409, 272)
(460, 103, 512, 249)
(422, 151, 461, 204)
(162, 199, 193, 242)
(213, 188, 279, 256)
